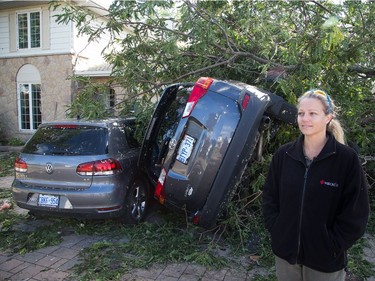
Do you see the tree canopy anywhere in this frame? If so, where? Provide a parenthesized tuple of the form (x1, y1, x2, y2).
(52, 0, 374, 184)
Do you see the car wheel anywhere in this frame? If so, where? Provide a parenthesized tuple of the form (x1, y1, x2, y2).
(123, 178, 149, 224)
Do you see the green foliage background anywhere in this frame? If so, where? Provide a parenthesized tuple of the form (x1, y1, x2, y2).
(53, 0, 374, 184)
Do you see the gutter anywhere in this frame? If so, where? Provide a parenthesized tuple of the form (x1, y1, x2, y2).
(74, 70, 112, 77)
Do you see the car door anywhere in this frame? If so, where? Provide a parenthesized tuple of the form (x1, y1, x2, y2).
(138, 83, 194, 187)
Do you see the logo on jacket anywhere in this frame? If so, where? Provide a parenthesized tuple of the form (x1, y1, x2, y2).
(320, 179, 339, 188)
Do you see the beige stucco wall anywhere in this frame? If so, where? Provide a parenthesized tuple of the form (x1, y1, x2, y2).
(0, 54, 74, 142)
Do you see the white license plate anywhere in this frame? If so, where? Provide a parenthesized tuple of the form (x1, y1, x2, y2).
(176, 134, 196, 164)
(38, 194, 59, 207)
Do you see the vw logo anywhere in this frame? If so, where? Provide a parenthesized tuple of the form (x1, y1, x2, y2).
(169, 138, 177, 150)
(45, 163, 54, 174)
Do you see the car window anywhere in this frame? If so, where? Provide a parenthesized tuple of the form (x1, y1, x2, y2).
(23, 125, 108, 155)
(153, 87, 190, 165)
(159, 88, 189, 142)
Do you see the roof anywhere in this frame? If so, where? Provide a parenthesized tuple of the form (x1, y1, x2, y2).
(0, 0, 108, 12)
(0, 1, 49, 9)
(75, 63, 113, 77)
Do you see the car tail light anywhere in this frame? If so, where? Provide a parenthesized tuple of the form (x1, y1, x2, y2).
(242, 93, 251, 110)
(155, 168, 167, 204)
(14, 157, 27, 173)
(182, 77, 214, 118)
(76, 158, 122, 176)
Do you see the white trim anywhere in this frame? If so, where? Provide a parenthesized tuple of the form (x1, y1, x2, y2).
(75, 70, 112, 77)
(0, 49, 74, 58)
(17, 83, 22, 131)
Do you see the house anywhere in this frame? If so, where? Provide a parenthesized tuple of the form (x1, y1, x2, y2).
(0, 0, 128, 143)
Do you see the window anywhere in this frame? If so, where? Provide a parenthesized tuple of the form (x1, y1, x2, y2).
(17, 11, 41, 49)
(17, 64, 42, 131)
(23, 125, 108, 156)
(19, 84, 42, 130)
(109, 88, 115, 108)
(104, 88, 115, 109)
(103, 88, 116, 114)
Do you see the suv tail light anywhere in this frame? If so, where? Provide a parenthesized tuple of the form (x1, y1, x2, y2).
(14, 157, 27, 173)
(242, 93, 251, 110)
(76, 158, 122, 176)
(155, 168, 167, 204)
(193, 214, 200, 225)
(182, 77, 214, 118)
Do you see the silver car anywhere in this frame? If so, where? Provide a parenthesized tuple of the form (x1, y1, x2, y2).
(12, 118, 150, 224)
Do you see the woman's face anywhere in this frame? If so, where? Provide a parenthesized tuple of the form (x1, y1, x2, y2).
(297, 97, 332, 138)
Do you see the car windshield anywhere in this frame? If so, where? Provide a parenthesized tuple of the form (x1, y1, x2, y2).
(23, 125, 108, 155)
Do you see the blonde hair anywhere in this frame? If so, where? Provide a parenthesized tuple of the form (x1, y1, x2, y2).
(298, 89, 346, 144)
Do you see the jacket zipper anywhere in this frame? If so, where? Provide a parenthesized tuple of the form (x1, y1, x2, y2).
(296, 165, 309, 263)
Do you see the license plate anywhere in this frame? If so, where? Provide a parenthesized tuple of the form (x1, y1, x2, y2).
(176, 134, 196, 164)
(38, 194, 59, 207)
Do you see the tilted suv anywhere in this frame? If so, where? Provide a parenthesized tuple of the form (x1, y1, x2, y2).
(139, 77, 296, 228)
(12, 118, 150, 223)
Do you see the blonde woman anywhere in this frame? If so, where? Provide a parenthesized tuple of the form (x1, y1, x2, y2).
(262, 89, 369, 281)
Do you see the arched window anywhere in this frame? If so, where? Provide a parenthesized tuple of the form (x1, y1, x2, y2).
(17, 64, 42, 130)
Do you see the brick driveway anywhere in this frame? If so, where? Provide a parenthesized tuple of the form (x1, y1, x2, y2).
(0, 227, 264, 281)
(0, 176, 265, 281)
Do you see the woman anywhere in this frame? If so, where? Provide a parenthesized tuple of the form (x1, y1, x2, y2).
(262, 89, 369, 281)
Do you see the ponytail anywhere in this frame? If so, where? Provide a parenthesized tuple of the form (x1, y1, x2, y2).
(327, 118, 346, 145)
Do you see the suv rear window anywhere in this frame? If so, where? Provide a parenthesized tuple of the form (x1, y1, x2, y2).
(23, 125, 108, 155)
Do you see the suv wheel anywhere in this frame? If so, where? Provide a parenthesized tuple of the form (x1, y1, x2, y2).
(123, 178, 149, 224)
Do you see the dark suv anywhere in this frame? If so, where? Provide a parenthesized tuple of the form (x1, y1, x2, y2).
(139, 77, 296, 228)
(12, 117, 150, 223)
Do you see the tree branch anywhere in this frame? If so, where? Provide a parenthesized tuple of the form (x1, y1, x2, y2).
(348, 65, 375, 77)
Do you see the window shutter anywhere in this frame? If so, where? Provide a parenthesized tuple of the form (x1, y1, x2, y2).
(42, 8, 50, 50)
(9, 12, 17, 52)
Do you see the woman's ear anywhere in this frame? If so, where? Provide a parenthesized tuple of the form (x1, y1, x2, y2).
(326, 114, 333, 124)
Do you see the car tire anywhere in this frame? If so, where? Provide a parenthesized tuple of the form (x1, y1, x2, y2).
(122, 178, 149, 224)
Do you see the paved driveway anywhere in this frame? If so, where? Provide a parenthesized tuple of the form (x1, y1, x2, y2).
(0, 176, 266, 280)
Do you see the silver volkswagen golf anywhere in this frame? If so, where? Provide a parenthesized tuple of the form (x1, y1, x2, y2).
(12, 117, 150, 224)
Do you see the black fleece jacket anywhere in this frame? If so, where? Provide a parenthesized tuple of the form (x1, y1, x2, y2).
(262, 133, 369, 273)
